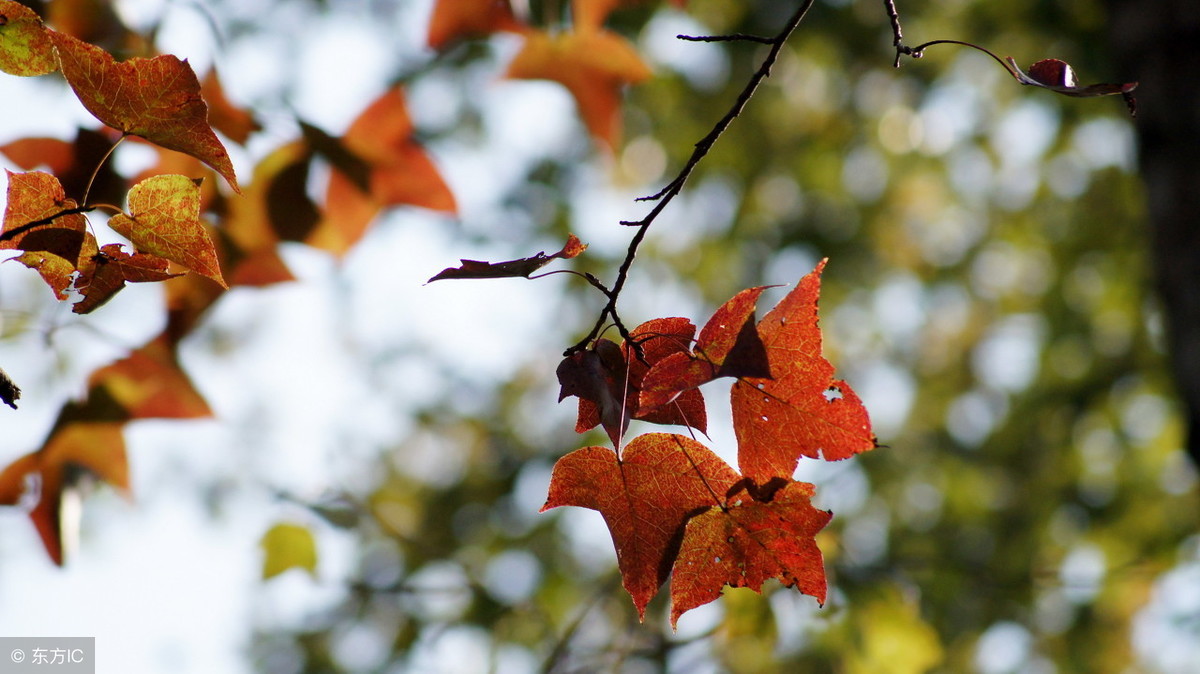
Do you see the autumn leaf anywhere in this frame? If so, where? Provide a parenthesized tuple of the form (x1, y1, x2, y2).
(669, 480, 831, 627)
(1, 170, 94, 298)
(0, 422, 128, 565)
(506, 28, 651, 148)
(558, 317, 707, 447)
(307, 89, 456, 256)
(1006, 57, 1138, 116)
(261, 522, 319, 579)
(427, 0, 525, 49)
(542, 433, 740, 617)
(72, 243, 181, 314)
(108, 174, 226, 287)
(640, 286, 771, 411)
(731, 260, 875, 481)
(87, 333, 212, 419)
(0, 0, 57, 76)
(573, 0, 688, 32)
(427, 235, 587, 282)
(51, 31, 240, 191)
(201, 69, 260, 145)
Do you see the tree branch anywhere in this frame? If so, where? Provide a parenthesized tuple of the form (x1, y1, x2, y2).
(565, 0, 818, 356)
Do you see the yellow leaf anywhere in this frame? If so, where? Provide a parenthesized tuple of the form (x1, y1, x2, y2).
(260, 522, 318, 580)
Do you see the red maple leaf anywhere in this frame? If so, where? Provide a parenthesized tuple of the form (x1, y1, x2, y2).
(541, 433, 740, 618)
(731, 260, 876, 481)
(669, 479, 831, 627)
(640, 286, 771, 410)
(558, 317, 707, 447)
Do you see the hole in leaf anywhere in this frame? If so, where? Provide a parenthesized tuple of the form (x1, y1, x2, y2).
(823, 386, 843, 402)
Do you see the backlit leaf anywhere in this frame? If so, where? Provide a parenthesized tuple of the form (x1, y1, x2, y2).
(506, 28, 651, 148)
(427, 0, 525, 49)
(1006, 57, 1138, 116)
(0, 422, 128, 565)
(0, 0, 57, 76)
(559, 317, 706, 447)
(731, 260, 875, 481)
(72, 243, 181, 314)
(261, 522, 319, 579)
(573, 0, 688, 32)
(670, 480, 831, 627)
(542, 433, 739, 617)
(51, 31, 240, 191)
(308, 89, 456, 256)
(108, 174, 226, 286)
(640, 286, 771, 410)
(87, 334, 212, 419)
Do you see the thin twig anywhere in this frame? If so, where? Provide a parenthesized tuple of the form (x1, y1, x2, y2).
(0, 206, 97, 243)
(565, 0, 818, 357)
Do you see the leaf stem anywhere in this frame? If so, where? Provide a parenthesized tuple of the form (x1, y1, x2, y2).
(566, 0, 817, 357)
(81, 134, 126, 206)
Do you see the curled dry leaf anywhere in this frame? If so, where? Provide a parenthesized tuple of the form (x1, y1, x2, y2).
(1007, 57, 1138, 116)
(428, 234, 587, 282)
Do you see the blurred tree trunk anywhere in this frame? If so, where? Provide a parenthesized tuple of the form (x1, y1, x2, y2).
(1106, 0, 1200, 466)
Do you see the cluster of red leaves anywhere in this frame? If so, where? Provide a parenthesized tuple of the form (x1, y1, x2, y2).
(549, 260, 876, 626)
(428, 0, 684, 148)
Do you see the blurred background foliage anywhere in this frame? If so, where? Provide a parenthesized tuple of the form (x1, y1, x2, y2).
(4, 0, 1198, 672)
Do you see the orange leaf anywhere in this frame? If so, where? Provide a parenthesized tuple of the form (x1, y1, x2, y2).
(108, 174, 226, 286)
(0, 0, 57, 76)
(541, 433, 739, 617)
(640, 286, 771, 410)
(731, 260, 875, 480)
(51, 31, 240, 192)
(670, 480, 831, 627)
(308, 88, 456, 256)
(72, 243, 181, 314)
(201, 69, 260, 145)
(87, 333, 211, 419)
(572, 0, 688, 33)
(1, 170, 93, 299)
(0, 422, 128, 565)
(506, 28, 651, 149)
(427, 0, 525, 49)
